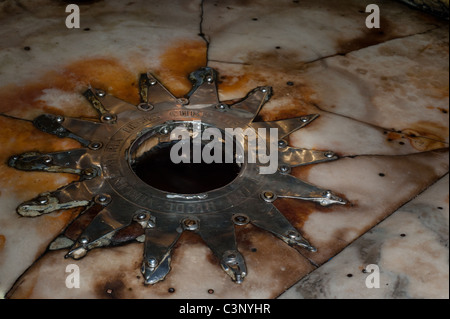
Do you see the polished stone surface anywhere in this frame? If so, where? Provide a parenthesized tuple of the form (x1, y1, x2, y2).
(279, 174, 449, 299)
(0, 0, 448, 299)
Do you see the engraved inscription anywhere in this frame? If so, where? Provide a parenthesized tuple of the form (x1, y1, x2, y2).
(111, 177, 152, 206)
(169, 110, 204, 118)
(105, 139, 123, 153)
(164, 201, 217, 214)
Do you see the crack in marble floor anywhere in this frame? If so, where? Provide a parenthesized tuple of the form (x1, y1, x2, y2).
(313, 103, 450, 146)
(303, 25, 443, 65)
(199, 0, 211, 66)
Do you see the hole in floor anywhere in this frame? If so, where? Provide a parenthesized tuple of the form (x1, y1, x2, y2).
(130, 124, 243, 194)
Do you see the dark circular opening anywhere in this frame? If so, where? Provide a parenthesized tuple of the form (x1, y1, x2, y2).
(131, 139, 242, 194)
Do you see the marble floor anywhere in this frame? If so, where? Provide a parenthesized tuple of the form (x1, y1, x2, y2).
(0, 0, 448, 299)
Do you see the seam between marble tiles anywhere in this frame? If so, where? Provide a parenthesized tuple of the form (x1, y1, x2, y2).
(0, 113, 33, 123)
(339, 149, 450, 160)
(312, 103, 450, 146)
(209, 24, 443, 68)
(304, 25, 443, 64)
(209, 59, 251, 65)
(199, 0, 210, 67)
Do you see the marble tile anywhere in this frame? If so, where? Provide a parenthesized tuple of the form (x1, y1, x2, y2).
(293, 149, 448, 266)
(278, 174, 449, 299)
(0, 0, 448, 299)
(303, 27, 449, 143)
(203, 0, 445, 65)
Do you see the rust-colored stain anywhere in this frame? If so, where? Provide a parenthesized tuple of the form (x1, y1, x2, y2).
(336, 16, 392, 55)
(0, 41, 207, 120)
(290, 165, 314, 183)
(0, 234, 5, 252)
(218, 73, 254, 96)
(275, 198, 337, 231)
(0, 116, 80, 199)
(437, 107, 449, 114)
(216, 67, 320, 121)
(153, 40, 207, 97)
(385, 121, 449, 152)
(0, 58, 140, 119)
(38, 209, 82, 238)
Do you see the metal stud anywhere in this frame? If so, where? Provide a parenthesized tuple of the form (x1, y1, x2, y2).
(183, 218, 199, 231)
(261, 191, 277, 202)
(95, 194, 111, 205)
(177, 98, 189, 105)
(160, 126, 170, 135)
(101, 113, 116, 123)
(300, 116, 309, 123)
(232, 214, 250, 226)
(42, 155, 53, 164)
(88, 142, 103, 150)
(216, 103, 228, 111)
(138, 103, 153, 112)
(147, 257, 158, 268)
(82, 167, 96, 179)
(37, 196, 49, 205)
(324, 151, 335, 158)
(279, 165, 291, 174)
(287, 230, 299, 239)
(278, 140, 287, 148)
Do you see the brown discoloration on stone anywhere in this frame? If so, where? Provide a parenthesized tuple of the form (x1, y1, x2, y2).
(336, 17, 394, 55)
(274, 199, 334, 230)
(154, 40, 208, 97)
(404, 121, 449, 143)
(0, 58, 140, 119)
(235, 224, 316, 297)
(38, 208, 82, 238)
(0, 234, 5, 252)
(96, 277, 128, 299)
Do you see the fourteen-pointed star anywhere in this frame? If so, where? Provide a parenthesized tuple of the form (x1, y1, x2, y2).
(9, 67, 346, 285)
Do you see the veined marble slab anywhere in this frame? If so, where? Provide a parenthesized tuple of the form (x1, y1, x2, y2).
(279, 174, 449, 299)
(0, 0, 448, 299)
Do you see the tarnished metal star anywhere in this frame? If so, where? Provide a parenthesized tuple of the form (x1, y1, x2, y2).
(9, 67, 346, 285)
